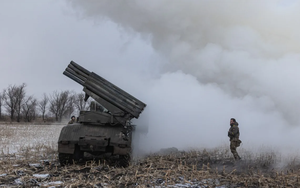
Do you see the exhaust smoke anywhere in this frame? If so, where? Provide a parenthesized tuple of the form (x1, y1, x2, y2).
(67, 0, 300, 155)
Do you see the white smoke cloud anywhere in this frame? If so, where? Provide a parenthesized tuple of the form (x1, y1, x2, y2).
(67, 0, 300, 155)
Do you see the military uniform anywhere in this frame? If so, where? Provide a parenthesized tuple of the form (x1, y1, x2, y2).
(68, 116, 76, 124)
(228, 122, 241, 160)
(68, 119, 75, 124)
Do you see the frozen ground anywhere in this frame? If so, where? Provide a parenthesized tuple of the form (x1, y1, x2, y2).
(0, 123, 64, 154)
(1, 123, 300, 187)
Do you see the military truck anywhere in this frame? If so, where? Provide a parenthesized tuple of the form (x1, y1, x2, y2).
(58, 61, 146, 167)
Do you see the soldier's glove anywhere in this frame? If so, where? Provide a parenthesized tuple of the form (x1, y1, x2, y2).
(228, 131, 232, 137)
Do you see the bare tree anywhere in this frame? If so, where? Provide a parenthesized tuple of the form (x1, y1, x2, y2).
(49, 90, 75, 122)
(15, 83, 26, 122)
(38, 93, 48, 122)
(49, 91, 60, 122)
(22, 96, 37, 122)
(3, 83, 27, 121)
(65, 92, 76, 118)
(3, 86, 17, 121)
(74, 93, 90, 112)
(0, 91, 3, 119)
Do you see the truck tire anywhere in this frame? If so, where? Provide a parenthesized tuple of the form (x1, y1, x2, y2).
(117, 154, 130, 168)
(59, 145, 83, 165)
(73, 145, 84, 162)
(59, 153, 72, 166)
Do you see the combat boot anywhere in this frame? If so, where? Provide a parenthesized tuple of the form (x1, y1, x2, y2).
(234, 154, 241, 160)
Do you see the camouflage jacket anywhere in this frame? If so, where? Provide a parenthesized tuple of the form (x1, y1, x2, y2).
(228, 122, 240, 141)
(68, 119, 75, 124)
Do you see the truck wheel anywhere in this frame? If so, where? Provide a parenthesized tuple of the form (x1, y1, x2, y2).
(59, 153, 72, 166)
(117, 154, 130, 168)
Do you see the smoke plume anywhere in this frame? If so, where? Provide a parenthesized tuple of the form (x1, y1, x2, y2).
(67, 0, 300, 155)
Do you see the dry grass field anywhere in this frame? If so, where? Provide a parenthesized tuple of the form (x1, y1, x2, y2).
(0, 123, 300, 187)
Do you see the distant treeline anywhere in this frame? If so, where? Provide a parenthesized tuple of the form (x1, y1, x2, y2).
(0, 83, 90, 123)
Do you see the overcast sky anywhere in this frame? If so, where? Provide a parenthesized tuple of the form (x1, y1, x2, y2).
(0, 0, 158, 97)
(2, 0, 300, 156)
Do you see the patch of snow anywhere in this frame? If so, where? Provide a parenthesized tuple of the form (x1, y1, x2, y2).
(33, 174, 50, 178)
(170, 184, 191, 187)
(49, 181, 63, 185)
(200, 178, 221, 185)
(14, 178, 23, 185)
(29, 163, 42, 168)
(42, 181, 63, 186)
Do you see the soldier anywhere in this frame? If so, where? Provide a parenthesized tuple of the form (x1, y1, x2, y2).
(228, 118, 242, 160)
(68, 115, 76, 125)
